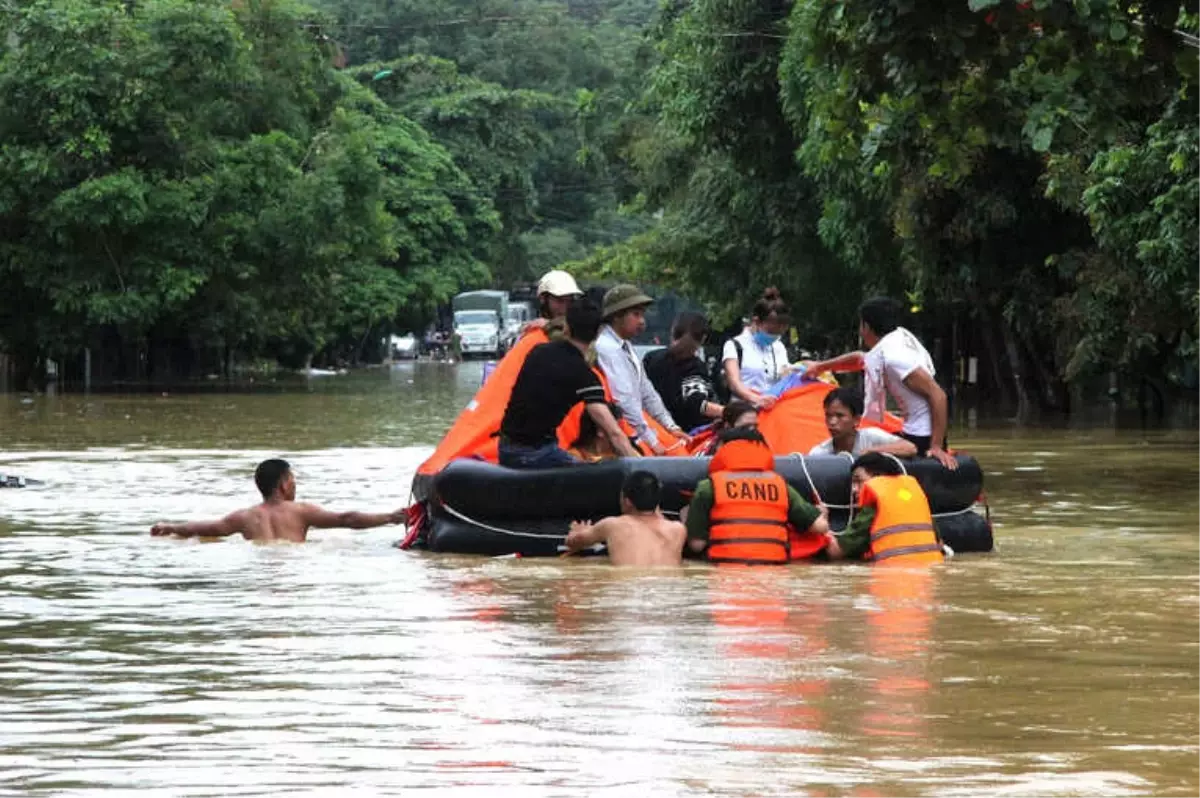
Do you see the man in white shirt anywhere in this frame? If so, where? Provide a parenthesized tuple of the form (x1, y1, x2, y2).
(595, 285, 687, 455)
(808, 387, 918, 458)
(806, 297, 956, 469)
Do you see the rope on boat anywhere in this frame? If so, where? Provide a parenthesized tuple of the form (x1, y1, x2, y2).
(439, 502, 568, 540)
(880, 452, 909, 475)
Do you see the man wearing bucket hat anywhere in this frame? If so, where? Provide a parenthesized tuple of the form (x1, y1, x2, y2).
(595, 284, 688, 455)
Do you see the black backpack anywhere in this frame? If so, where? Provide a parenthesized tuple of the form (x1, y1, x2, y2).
(710, 338, 743, 403)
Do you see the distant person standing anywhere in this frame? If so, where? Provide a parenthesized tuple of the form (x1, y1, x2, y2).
(806, 297, 955, 469)
(595, 285, 688, 455)
(643, 312, 724, 433)
(722, 288, 791, 410)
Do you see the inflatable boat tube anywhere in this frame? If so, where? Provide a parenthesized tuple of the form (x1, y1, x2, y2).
(413, 453, 992, 557)
(422, 504, 993, 557)
(425, 454, 983, 520)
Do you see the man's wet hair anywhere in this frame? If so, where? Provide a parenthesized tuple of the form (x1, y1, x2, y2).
(671, 311, 710, 343)
(851, 452, 905, 478)
(622, 470, 661, 512)
(716, 426, 768, 447)
(722, 399, 757, 428)
(823, 387, 864, 417)
(859, 296, 902, 337)
(254, 458, 291, 499)
(566, 298, 604, 344)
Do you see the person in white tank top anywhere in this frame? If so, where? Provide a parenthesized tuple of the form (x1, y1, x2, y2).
(805, 297, 957, 470)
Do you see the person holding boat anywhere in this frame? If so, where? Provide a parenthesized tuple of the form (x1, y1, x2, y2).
(643, 311, 724, 433)
(825, 453, 944, 564)
(698, 400, 759, 455)
(595, 284, 689, 456)
(498, 298, 639, 469)
(721, 400, 759, 431)
(149, 459, 404, 543)
(720, 287, 792, 411)
(567, 403, 625, 463)
(805, 297, 956, 469)
(684, 427, 831, 563)
(566, 471, 686, 566)
(809, 387, 918, 458)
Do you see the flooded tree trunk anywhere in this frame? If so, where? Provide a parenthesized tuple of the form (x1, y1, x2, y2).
(976, 308, 1013, 408)
(1001, 322, 1033, 422)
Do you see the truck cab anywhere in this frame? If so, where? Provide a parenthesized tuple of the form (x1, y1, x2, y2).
(452, 290, 511, 358)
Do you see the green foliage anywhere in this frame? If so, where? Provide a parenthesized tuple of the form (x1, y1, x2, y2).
(595, 0, 867, 343)
(773, 0, 1196, 397)
(317, 0, 658, 285)
(0, 0, 496, 376)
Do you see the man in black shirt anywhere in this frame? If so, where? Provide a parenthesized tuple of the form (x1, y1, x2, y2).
(643, 312, 724, 433)
(499, 299, 639, 469)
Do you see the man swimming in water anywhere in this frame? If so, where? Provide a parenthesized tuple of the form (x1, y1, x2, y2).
(149, 459, 404, 543)
(565, 471, 686, 566)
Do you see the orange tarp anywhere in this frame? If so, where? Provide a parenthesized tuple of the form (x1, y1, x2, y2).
(417, 330, 550, 476)
(756, 382, 903, 455)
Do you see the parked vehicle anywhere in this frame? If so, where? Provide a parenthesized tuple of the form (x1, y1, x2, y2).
(452, 291, 510, 358)
(389, 333, 420, 360)
(505, 301, 535, 348)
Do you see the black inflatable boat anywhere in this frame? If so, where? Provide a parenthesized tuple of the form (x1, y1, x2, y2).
(406, 454, 993, 557)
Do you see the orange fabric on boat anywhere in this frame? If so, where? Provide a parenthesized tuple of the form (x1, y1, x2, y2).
(419, 330, 685, 475)
(751, 382, 904, 456)
(417, 329, 550, 476)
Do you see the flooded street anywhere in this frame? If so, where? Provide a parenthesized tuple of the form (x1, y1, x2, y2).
(2, 362, 1197, 797)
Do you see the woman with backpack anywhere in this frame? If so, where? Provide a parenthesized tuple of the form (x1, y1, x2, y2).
(719, 288, 792, 410)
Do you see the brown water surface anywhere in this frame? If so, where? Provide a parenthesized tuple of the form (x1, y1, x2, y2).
(2, 362, 1196, 796)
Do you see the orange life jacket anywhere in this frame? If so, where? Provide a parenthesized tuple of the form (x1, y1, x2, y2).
(707, 440, 790, 565)
(860, 475, 944, 565)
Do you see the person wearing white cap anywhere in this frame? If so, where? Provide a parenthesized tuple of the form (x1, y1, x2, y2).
(524, 269, 584, 341)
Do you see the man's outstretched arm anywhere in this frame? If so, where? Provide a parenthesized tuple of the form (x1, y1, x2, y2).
(151, 510, 247, 538)
(300, 505, 405, 530)
(805, 351, 865, 375)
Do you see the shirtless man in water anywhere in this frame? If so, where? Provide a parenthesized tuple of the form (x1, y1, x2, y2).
(565, 471, 686, 566)
(150, 459, 403, 542)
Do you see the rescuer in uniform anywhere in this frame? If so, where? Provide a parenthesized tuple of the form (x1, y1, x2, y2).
(684, 427, 831, 563)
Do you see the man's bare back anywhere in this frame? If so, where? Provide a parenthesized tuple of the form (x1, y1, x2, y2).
(150, 459, 403, 543)
(567, 511, 686, 566)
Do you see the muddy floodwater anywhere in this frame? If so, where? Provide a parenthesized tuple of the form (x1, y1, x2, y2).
(2, 362, 1197, 797)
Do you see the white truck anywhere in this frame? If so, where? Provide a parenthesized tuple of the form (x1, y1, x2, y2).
(452, 290, 510, 358)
